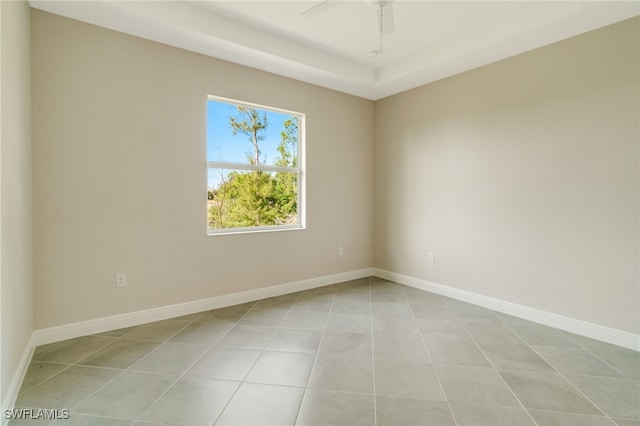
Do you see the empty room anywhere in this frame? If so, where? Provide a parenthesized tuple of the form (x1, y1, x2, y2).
(1, 0, 639, 425)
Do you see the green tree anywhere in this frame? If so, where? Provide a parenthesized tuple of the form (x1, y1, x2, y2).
(225, 171, 277, 226)
(208, 108, 300, 230)
(209, 106, 274, 228)
(273, 118, 299, 223)
(229, 106, 267, 165)
(275, 118, 298, 167)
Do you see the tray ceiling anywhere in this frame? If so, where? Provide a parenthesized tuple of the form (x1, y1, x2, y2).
(29, 0, 639, 100)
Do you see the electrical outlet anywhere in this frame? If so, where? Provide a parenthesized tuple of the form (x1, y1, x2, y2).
(427, 251, 435, 263)
(115, 273, 127, 288)
(338, 246, 344, 256)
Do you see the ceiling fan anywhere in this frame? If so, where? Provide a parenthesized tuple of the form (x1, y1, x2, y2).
(302, 0, 396, 57)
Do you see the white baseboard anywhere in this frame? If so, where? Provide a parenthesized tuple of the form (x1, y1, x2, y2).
(0, 268, 371, 424)
(32, 268, 373, 346)
(5, 265, 636, 424)
(373, 268, 640, 352)
(1, 334, 36, 426)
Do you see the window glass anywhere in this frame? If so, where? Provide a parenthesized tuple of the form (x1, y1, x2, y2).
(207, 97, 304, 234)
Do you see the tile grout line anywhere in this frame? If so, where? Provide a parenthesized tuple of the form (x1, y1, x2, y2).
(205, 306, 267, 426)
(15, 362, 74, 397)
(70, 316, 199, 374)
(90, 312, 209, 425)
(368, 277, 378, 426)
(64, 366, 131, 419)
(498, 319, 621, 425)
(29, 333, 119, 380)
(34, 334, 117, 362)
(14, 364, 134, 425)
(20, 280, 638, 426)
(292, 284, 339, 425)
(131, 303, 258, 425)
(210, 293, 309, 425)
(451, 311, 540, 426)
(564, 334, 640, 424)
(246, 291, 306, 424)
(126, 312, 205, 362)
(404, 289, 460, 426)
(65, 316, 203, 423)
(561, 331, 640, 385)
(23, 333, 150, 423)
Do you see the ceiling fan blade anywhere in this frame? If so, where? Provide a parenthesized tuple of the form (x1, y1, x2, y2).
(301, 0, 342, 18)
(381, 2, 395, 36)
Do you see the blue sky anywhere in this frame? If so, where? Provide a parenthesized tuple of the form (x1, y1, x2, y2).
(207, 99, 296, 166)
(207, 99, 299, 190)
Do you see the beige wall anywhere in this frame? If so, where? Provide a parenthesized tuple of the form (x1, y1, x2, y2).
(30, 10, 639, 336)
(31, 10, 374, 329)
(374, 17, 639, 334)
(1, 0, 33, 404)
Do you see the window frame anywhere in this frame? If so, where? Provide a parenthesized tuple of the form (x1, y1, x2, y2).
(206, 95, 306, 236)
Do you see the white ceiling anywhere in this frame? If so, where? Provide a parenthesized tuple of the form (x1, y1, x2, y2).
(29, 0, 639, 100)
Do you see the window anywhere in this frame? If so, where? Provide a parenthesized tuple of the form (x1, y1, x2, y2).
(207, 96, 304, 234)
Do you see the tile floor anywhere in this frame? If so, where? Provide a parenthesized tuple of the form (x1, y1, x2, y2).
(11, 277, 640, 426)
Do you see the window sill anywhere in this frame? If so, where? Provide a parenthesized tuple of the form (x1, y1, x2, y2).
(207, 224, 305, 236)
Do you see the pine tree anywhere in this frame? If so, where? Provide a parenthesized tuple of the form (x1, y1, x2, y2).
(274, 118, 299, 223)
(229, 106, 267, 165)
(208, 108, 300, 229)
